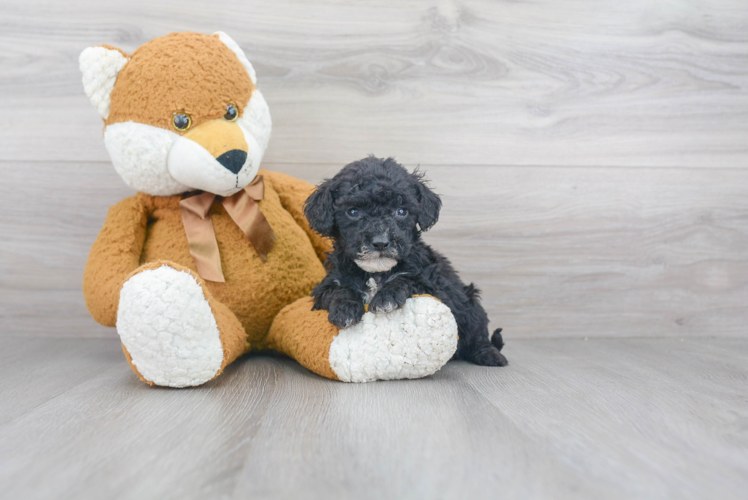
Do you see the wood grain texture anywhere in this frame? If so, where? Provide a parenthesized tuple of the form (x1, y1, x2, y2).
(2, 1, 747, 338)
(0, 0, 747, 166)
(2, 161, 747, 338)
(0, 336, 746, 500)
(2, 3, 747, 499)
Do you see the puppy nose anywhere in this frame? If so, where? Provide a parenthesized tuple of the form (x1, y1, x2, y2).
(372, 235, 390, 250)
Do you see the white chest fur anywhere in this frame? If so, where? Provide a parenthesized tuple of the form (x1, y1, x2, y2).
(363, 277, 381, 304)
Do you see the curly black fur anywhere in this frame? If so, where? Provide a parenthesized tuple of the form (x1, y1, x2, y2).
(304, 156, 507, 367)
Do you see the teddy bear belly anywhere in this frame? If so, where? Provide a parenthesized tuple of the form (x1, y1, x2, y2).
(141, 210, 326, 344)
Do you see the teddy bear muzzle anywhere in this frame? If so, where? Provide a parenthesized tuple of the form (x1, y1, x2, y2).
(167, 118, 260, 196)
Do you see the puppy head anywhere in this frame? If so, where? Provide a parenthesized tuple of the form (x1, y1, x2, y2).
(305, 156, 441, 272)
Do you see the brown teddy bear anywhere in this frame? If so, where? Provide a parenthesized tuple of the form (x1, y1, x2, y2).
(79, 31, 458, 387)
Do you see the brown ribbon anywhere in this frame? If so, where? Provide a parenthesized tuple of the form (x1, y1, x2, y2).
(179, 175, 276, 282)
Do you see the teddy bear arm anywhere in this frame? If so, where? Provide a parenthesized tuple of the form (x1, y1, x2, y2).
(82, 195, 148, 327)
(261, 170, 333, 263)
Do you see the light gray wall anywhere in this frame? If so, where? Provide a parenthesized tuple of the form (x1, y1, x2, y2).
(1, 0, 746, 338)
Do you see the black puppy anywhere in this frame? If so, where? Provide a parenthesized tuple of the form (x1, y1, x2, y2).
(304, 156, 507, 366)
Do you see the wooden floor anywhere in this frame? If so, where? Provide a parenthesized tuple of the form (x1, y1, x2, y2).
(1, 0, 748, 498)
(1, 336, 746, 500)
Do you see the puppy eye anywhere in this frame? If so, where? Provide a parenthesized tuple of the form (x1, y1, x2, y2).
(347, 208, 360, 218)
(224, 104, 238, 122)
(172, 113, 192, 131)
(395, 208, 408, 217)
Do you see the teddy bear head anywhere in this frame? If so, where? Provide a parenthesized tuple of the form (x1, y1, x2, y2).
(80, 32, 271, 197)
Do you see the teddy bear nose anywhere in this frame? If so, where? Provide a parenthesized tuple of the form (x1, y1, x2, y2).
(216, 149, 247, 174)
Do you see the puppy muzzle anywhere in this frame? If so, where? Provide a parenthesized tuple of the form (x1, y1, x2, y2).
(355, 246, 399, 273)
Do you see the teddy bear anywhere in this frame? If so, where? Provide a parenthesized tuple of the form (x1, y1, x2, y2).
(79, 31, 458, 387)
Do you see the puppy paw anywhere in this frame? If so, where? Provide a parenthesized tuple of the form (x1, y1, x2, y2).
(369, 286, 409, 314)
(328, 300, 365, 328)
(468, 344, 508, 367)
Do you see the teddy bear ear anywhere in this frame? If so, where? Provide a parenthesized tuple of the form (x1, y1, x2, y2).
(79, 45, 129, 119)
(214, 32, 258, 85)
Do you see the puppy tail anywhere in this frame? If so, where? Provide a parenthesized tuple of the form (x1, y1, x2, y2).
(464, 283, 481, 302)
(490, 328, 505, 352)
(466, 283, 505, 352)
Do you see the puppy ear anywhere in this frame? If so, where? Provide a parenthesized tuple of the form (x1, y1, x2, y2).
(304, 179, 337, 237)
(412, 170, 442, 231)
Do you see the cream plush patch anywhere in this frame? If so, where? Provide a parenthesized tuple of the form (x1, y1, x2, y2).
(239, 89, 272, 151)
(167, 132, 258, 197)
(102, 90, 271, 197)
(167, 93, 269, 196)
(104, 121, 188, 195)
(117, 265, 224, 387)
(80, 46, 128, 119)
(328, 296, 458, 382)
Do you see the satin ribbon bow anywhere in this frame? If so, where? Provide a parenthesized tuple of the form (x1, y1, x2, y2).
(179, 175, 276, 282)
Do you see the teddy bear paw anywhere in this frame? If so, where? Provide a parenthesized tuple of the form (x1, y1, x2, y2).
(328, 296, 458, 382)
(117, 265, 224, 387)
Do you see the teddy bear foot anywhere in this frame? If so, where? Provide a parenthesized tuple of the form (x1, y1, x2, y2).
(117, 265, 225, 387)
(329, 296, 458, 383)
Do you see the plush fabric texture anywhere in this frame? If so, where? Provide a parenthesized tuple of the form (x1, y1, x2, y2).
(215, 32, 257, 84)
(328, 296, 458, 382)
(265, 297, 340, 380)
(79, 45, 129, 119)
(124, 261, 250, 370)
(179, 175, 276, 281)
(103, 102, 269, 197)
(81, 31, 459, 387)
(167, 127, 255, 196)
(106, 32, 254, 132)
(239, 89, 272, 151)
(122, 344, 150, 385)
(183, 118, 247, 158)
(83, 195, 148, 327)
(267, 170, 333, 264)
(104, 121, 190, 195)
(118, 263, 225, 387)
(84, 170, 330, 345)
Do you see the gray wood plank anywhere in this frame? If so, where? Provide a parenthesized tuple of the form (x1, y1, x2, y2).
(464, 338, 748, 500)
(2, 161, 747, 339)
(0, 336, 745, 499)
(0, 337, 121, 425)
(1, 0, 747, 167)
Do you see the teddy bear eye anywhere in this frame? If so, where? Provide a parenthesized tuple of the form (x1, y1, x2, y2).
(395, 208, 408, 217)
(224, 104, 238, 122)
(172, 113, 192, 131)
